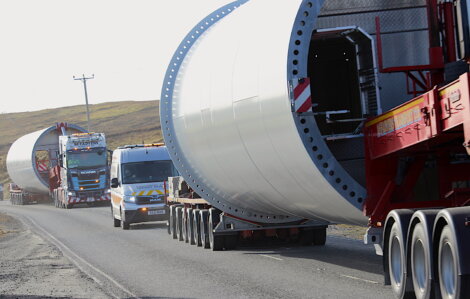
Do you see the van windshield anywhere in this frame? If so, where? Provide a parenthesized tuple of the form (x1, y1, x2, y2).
(121, 160, 174, 184)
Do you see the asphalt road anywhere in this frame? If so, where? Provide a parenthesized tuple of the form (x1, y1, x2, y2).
(0, 201, 393, 299)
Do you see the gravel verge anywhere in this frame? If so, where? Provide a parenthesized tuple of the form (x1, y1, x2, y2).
(0, 211, 112, 299)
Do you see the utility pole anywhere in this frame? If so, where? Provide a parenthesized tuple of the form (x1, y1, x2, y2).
(73, 74, 94, 132)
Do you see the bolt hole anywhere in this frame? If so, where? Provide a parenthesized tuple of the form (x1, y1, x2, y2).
(308, 137, 313, 143)
(303, 11, 309, 17)
(297, 30, 303, 36)
(294, 50, 299, 55)
(312, 146, 318, 151)
(293, 60, 298, 65)
(317, 154, 323, 160)
(300, 118, 306, 124)
(342, 185, 348, 190)
(358, 198, 363, 203)
(322, 163, 328, 168)
(329, 170, 335, 176)
(336, 178, 341, 184)
(303, 128, 309, 133)
(293, 70, 298, 75)
(295, 40, 301, 45)
(350, 192, 355, 197)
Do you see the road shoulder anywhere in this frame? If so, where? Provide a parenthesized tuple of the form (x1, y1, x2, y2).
(0, 211, 112, 299)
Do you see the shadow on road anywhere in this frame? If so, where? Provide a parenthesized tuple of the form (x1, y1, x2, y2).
(130, 222, 167, 230)
(240, 236, 383, 275)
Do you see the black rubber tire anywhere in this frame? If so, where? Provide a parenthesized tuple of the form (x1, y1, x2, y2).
(388, 221, 413, 299)
(410, 222, 433, 299)
(182, 208, 189, 243)
(112, 206, 121, 227)
(169, 205, 177, 239)
(193, 209, 202, 247)
(200, 210, 210, 249)
(437, 225, 470, 299)
(224, 234, 238, 250)
(121, 210, 130, 230)
(209, 209, 224, 251)
(176, 207, 183, 241)
(313, 227, 327, 246)
(187, 208, 196, 245)
(299, 229, 314, 246)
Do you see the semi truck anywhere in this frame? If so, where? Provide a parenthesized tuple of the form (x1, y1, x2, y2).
(160, 0, 470, 298)
(7, 123, 110, 208)
(50, 131, 110, 209)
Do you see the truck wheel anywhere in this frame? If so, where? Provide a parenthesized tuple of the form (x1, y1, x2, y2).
(313, 227, 327, 246)
(388, 221, 413, 299)
(200, 210, 210, 249)
(209, 209, 224, 251)
(193, 209, 202, 246)
(169, 206, 177, 239)
(120, 210, 130, 230)
(112, 206, 120, 227)
(437, 225, 469, 299)
(187, 208, 196, 245)
(176, 207, 183, 241)
(410, 222, 432, 299)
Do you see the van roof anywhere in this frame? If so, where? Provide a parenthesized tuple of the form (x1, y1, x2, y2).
(115, 145, 170, 163)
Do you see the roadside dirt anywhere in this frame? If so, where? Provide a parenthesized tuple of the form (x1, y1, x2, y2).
(0, 211, 111, 299)
(328, 224, 368, 241)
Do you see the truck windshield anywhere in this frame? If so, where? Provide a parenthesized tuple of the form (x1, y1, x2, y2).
(121, 160, 173, 184)
(67, 151, 107, 168)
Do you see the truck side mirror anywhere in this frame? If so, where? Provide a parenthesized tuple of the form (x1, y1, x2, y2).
(111, 178, 119, 188)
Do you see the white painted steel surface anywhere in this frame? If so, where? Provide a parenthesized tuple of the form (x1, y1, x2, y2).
(6, 125, 87, 194)
(161, 0, 370, 225)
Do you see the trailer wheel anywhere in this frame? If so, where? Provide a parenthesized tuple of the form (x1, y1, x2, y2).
(176, 207, 183, 241)
(209, 209, 224, 251)
(187, 208, 196, 245)
(193, 209, 202, 246)
(388, 221, 413, 298)
(410, 222, 432, 299)
(169, 205, 177, 239)
(437, 225, 469, 299)
(224, 234, 238, 250)
(182, 208, 189, 243)
(313, 227, 327, 246)
(299, 229, 314, 245)
(200, 210, 210, 249)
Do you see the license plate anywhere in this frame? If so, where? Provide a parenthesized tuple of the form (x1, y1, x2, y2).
(148, 210, 165, 215)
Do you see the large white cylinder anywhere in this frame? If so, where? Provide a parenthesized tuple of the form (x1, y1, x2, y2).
(160, 0, 429, 225)
(7, 124, 87, 194)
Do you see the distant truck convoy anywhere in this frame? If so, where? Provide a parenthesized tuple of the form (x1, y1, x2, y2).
(7, 123, 110, 207)
(110, 144, 175, 230)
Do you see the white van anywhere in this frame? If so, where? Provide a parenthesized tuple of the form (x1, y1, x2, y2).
(110, 144, 176, 230)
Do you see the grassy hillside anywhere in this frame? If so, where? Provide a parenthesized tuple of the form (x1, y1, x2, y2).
(0, 100, 162, 185)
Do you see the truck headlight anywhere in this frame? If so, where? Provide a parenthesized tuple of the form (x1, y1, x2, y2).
(67, 191, 75, 196)
(123, 196, 136, 203)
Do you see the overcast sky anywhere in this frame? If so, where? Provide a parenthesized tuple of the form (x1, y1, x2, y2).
(0, 0, 232, 113)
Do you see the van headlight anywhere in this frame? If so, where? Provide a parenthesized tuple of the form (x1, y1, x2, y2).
(123, 196, 136, 203)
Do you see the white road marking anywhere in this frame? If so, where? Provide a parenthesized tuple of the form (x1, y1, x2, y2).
(22, 215, 141, 299)
(259, 254, 283, 261)
(340, 274, 379, 284)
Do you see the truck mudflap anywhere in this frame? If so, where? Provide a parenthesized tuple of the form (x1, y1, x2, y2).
(68, 193, 110, 203)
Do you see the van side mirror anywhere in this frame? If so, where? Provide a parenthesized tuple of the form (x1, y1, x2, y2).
(111, 178, 119, 188)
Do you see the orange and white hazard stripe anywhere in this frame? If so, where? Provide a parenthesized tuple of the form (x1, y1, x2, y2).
(131, 189, 164, 196)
